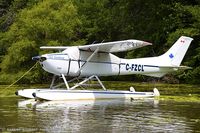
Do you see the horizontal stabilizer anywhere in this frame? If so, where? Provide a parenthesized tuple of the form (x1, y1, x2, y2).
(159, 65, 192, 70)
(142, 65, 191, 78)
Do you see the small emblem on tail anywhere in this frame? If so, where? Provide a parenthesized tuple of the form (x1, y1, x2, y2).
(169, 53, 174, 59)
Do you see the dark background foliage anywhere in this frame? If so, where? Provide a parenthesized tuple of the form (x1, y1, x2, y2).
(0, 0, 199, 84)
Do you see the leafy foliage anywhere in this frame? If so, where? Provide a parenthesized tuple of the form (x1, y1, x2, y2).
(0, 0, 200, 84)
(0, 0, 84, 83)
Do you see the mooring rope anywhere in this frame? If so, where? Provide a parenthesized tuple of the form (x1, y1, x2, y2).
(5, 62, 39, 89)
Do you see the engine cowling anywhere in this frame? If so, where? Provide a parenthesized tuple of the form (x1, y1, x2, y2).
(36, 47, 80, 76)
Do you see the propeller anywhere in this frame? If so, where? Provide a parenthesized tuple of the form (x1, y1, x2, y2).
(32, 56, 47, 62)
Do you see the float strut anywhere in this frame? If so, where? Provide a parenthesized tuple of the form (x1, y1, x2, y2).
(50, 75, 56, 89)
(94, 75, 106, 90)
(61, 74, 70, 90)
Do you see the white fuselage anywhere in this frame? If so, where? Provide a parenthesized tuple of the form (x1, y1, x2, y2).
(38, 36, 193, 78)
(39, 47, 173, 78)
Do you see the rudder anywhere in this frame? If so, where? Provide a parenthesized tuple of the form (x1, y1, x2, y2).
(160, 36, 193, 66)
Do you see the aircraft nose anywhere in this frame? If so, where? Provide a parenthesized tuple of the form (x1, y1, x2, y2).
(32, 56, 41, 61)
(32, 56, 47, 62)
(15, 91, 18, 96)
(32, 92, 36, 97)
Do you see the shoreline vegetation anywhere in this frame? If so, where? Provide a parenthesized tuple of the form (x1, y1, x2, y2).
(0, 81, 200, 102)
(0, 0, 200, 85)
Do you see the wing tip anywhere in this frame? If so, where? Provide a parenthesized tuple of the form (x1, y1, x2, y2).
(181, 36, 194, 41)
(127, 39, 152, 46)
(143, 41, 152, 46)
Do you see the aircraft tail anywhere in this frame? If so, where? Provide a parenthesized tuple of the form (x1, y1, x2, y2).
(143, 36, 193, 78)
(159, 36, 193, 66)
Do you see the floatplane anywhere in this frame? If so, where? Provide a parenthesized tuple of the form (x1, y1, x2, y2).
(16, 36, 193, 101)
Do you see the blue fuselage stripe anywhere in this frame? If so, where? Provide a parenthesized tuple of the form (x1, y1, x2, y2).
(47, 58, 159, 68)
(144, 65, 159, 68)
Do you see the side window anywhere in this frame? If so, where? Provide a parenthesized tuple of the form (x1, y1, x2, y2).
(55, 54, 68, 60)
(47, 54, 69, 60)
(63, 54, 69, 60)
(47, 54, 54, 59)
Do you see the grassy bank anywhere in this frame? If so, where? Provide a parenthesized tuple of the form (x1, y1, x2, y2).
(105, 81, 200, 102)
(157, 95, 200, 102)
(0, 81, 200, 102)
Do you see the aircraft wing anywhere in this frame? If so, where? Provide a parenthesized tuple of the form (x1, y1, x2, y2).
(40, 39, 152, 53)
(40, 46, 68, 50)
(78, 39, 152, 53)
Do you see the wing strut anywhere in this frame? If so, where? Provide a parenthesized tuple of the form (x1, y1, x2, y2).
(76, 47, 99, 74)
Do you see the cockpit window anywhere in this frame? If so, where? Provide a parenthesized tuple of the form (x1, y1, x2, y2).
(47, 53, 69, 60)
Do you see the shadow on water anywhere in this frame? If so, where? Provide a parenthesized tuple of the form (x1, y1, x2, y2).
(0, 97, 200, 132)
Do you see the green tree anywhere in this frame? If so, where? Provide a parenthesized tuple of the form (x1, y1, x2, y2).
(0, 0, 85, 83)
(161, 3, 200, 84)
(0, 0, 200, 84)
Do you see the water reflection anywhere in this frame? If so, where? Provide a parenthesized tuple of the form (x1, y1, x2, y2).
(15, 98, 198, 132)
(1, 97, 200, 132)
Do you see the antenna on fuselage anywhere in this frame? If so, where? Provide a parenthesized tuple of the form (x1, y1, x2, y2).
(101, 40, 105, 43)
(92, 41, 96, 44)
(91, 40, 105, 45)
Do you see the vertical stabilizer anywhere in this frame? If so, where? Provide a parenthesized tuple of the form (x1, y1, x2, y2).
(160, 36, 193, 66)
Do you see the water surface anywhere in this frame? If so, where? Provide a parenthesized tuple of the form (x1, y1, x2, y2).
(0, 97, 200, 132)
